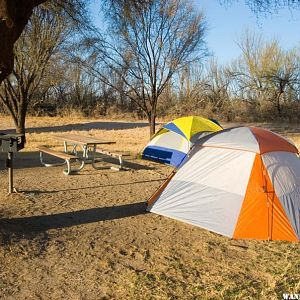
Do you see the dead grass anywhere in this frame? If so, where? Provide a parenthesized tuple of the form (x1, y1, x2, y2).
(26, 127, 150, 154)
(1, 115, 154, 154)
(287, 134, 300, 149)
(0, 115, 300, 299)
(1, 115, 299, 151)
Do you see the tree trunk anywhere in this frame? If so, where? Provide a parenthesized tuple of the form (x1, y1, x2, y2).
(12, 112, 24, 133)
(15, 118, 25, 135)
(276, 92, 283, 117)
(0, 0, 47, 84)
(148, 110, 156, 138)
(12, 103, 26, 139)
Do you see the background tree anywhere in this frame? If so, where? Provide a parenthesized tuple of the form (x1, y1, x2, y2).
(261, 48, 300, 116)
(84, 0, 206, 136)
(198, 60, 232, 115)
(238, 0, 300, 13)
(230, 32, 300, 118)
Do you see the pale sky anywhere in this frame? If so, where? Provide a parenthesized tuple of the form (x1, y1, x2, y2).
(89, 0, 300, 65)
(197, 0, 300, 64)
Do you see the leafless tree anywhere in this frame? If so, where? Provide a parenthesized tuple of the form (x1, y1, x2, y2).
(85, 0, 206, 136)
(0, 5, 74, 134)
(242, 0, 300, 13)
(230, 32, 300, 116)
(221, 0, 300, 13)
(0, 0, 89, 85)
(0, 0, 47, 83)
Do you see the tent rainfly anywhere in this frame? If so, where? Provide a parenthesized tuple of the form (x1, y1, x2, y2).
(141, 116, 222, 167)
(147, 127, 300, 242)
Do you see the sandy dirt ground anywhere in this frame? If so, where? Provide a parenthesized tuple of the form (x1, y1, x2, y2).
(0, 116, 300, 299)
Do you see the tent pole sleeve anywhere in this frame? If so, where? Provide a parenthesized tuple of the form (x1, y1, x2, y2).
(147, 170, 177, 207)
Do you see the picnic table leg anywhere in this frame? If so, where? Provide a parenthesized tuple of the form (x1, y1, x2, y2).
(118, 155, 123, 170)
(71, 144, 78, 155)
(62, 157, 85, 175)
(91, 144, 100, 169)
(75, 158, 85, 172)
(91, 145, 110, 170)
(110, 155, 124, 171)
(64, 141, 67, 153)
(74, 144, 86, 171)
(82, 144, 89, 159)
(65, 142, 85, 171)
(63, 160, 72, 175)
(64, 141, 77, 155)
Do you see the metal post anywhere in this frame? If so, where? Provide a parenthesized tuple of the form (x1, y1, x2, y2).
(7, 152, 13, 194)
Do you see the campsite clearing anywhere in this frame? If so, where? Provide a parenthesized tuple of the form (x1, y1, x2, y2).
(0, 116, 300, 299)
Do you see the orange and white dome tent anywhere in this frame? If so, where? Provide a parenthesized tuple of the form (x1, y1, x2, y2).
(147, 127, 300, 242)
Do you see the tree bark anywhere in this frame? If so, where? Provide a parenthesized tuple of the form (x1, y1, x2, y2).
(149, 115, 156, 137)
(276, 94, 282, 117)
(10, 99, 27, 135)
(0, 0, 47, 84)
(148, 105, 156, 138)
(15, 116, 26, 135)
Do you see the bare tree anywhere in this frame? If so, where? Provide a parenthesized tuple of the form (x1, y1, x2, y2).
(0, 5, 74, 134)
(200, 61, 231, 110)
(242, 0, 300, 13)
(0, 0, 90, 85)
(85, 0, 206, 136)
(262, 49, 300, 116)
(221, 0, 300, 13)
(230, 32, 300, 117)
(0, 0, 47, 83)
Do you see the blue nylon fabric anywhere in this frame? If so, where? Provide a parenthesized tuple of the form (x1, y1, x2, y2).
(163, 123, 186, 139)
(142, 145, 187, 167)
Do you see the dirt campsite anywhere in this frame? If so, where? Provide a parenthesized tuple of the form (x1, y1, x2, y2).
(0, 116, 299, 300)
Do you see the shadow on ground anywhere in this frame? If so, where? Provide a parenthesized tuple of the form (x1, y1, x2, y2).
(1, 121, 155, 134)
(0, 201, 147, 242)
(0, 151, 155, 171)
(19, 178, 165, 195)
(93, 155, 155, 170)
(0, 151, 40, 170)
(2, 121, 299, 135)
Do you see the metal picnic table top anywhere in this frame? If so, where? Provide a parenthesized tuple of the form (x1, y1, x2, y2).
(53, 134, 116, 146)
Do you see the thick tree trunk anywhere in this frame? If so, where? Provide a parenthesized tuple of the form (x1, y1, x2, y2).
(11, 109, 25, 134)
(0, 0, 47, 84)
(13, 109, 26, 142)
(9, 97, 27, 137)
(15, 113, 26, 135)
(147, 97, 157, 138)
(149, 114, 156, 137)
(148, 106, 156, 138)
(276, 92, 283, 117)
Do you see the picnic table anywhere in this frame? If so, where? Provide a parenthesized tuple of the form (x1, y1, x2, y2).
(38, 134, 129, 174)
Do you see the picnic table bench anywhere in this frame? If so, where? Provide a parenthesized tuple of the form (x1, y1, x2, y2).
(93, 148, 131, 171)
(37, 146, 83, 175)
